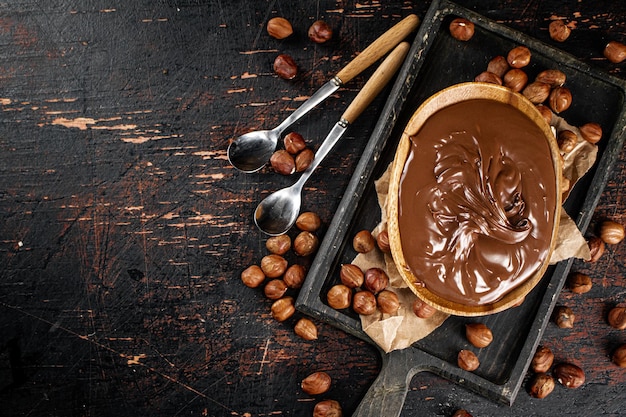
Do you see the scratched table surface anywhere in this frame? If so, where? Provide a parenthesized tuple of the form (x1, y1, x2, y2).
(0, 1, 625, 416)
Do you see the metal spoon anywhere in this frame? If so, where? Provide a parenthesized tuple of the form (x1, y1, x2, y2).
(227, 14, 419, 173)
(254, 42, 411, 235)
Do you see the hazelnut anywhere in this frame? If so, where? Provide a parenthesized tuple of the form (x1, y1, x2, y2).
(487, 55, 509, 78)
(294, 317, 318, 341)
(339, 264, 364, 289)
(452, 411, 473, 417)
(284, 132, 306, 154)
(535, 104, 553, 125)
(270, 150, 295, 175)
(364, 267, 389, 294)
(327, 284, 352, 310)
(579, 122, 602, 144)
(271, 296, 295, 322)
(474, 71, 502, 85)
(267, 17, 293, 39)
(522, 81, 550, 104)
(413, 298, 437, 319)
(295, 147, 314, 172)
(553, 306, 575, 328)
(604, 40, 626, 64)
(301, 371, 332, 395)
(587, 236, 605, 262)
(507, 45, 532, 68)
(313, 399, 342, 417)
(567, 272, 592, 294)
(548, 20, 571, 42)
(465, 323, 493, 348)
(549, 86, 572, 113)
(293, 231, 319, 256)
(557, 130, 578, 153)
(376, 230, 391, 253)
(241, 265, 266, 288)
(352, 290, 377, 315)
(612, 344, 626, 367)
(353, 229, 376, 253)
(554, 362, 585, 388)
(296, 211, 321, 232)
(503, 68, 528, 92)
(599, 220, 625, 244)
(535, 69, 566, 87)
(531, 346, 555, 373)
(308, 20, 333, 44)
(377, 290, 400, 315)
(266, 234, 291, 255)
(264, 279, 288, 300)
(260, 254, 288, 278)
(529, 373, 555, 399)
(273, 54, 298, 80)
(284, 264, 306, 289)
(457, 349, 480, 371)
(608, 306, 626, 330)
(449, 17, 475, 41)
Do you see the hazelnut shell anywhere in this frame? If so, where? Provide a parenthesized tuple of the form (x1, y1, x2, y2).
(273, 54, 298, 80)
(377, 290, 400, 315)
(301, 371, 332, 395)
(507, 45, 531, 68)
(599, 220, 625, 244)
(548, 20, 571, 42)
(554, 363, 585, 388)
(327, 284, 352, 310)
(352, 290, 377, 315)
(457, 349, 480, 371)
(529, 373, 555, 398)
(531, 346, 554, 373)
(294, 318, 318, 340)
(353, 230, 376, 253)
(271, 296, 295, 322)
(267, 17, 293, 39)
(465, 323, 493, 348)
(308, 20, 333, 44)
(449, 17, 475, 41)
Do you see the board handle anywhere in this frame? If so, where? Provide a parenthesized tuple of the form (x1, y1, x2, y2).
(352, 349, 417, 417)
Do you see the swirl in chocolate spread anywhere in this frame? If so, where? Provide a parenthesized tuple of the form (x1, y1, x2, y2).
(398, 99, 557, 306)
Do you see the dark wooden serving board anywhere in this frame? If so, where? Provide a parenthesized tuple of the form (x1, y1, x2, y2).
(296, 1, 626, 415)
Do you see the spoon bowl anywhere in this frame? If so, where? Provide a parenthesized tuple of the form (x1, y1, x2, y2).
(254, 185, 302, 236)
(227, 129, 279, 173)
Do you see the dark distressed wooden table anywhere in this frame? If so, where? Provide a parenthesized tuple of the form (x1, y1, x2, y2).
(1, 1, 625, 416)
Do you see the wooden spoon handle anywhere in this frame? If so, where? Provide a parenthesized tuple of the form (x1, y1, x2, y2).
(335, 14, 419, 84)
(342, 41, 410, 125)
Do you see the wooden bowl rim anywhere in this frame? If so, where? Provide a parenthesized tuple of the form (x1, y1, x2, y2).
(387, 82, 562, 316)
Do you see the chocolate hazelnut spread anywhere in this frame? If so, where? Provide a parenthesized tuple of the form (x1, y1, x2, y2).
(398, 99, 557, 306)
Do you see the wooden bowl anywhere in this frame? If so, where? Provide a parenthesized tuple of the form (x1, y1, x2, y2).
(387, 82, 562, 316)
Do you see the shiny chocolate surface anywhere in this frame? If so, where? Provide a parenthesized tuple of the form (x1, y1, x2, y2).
(398, 99, 557, 305)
